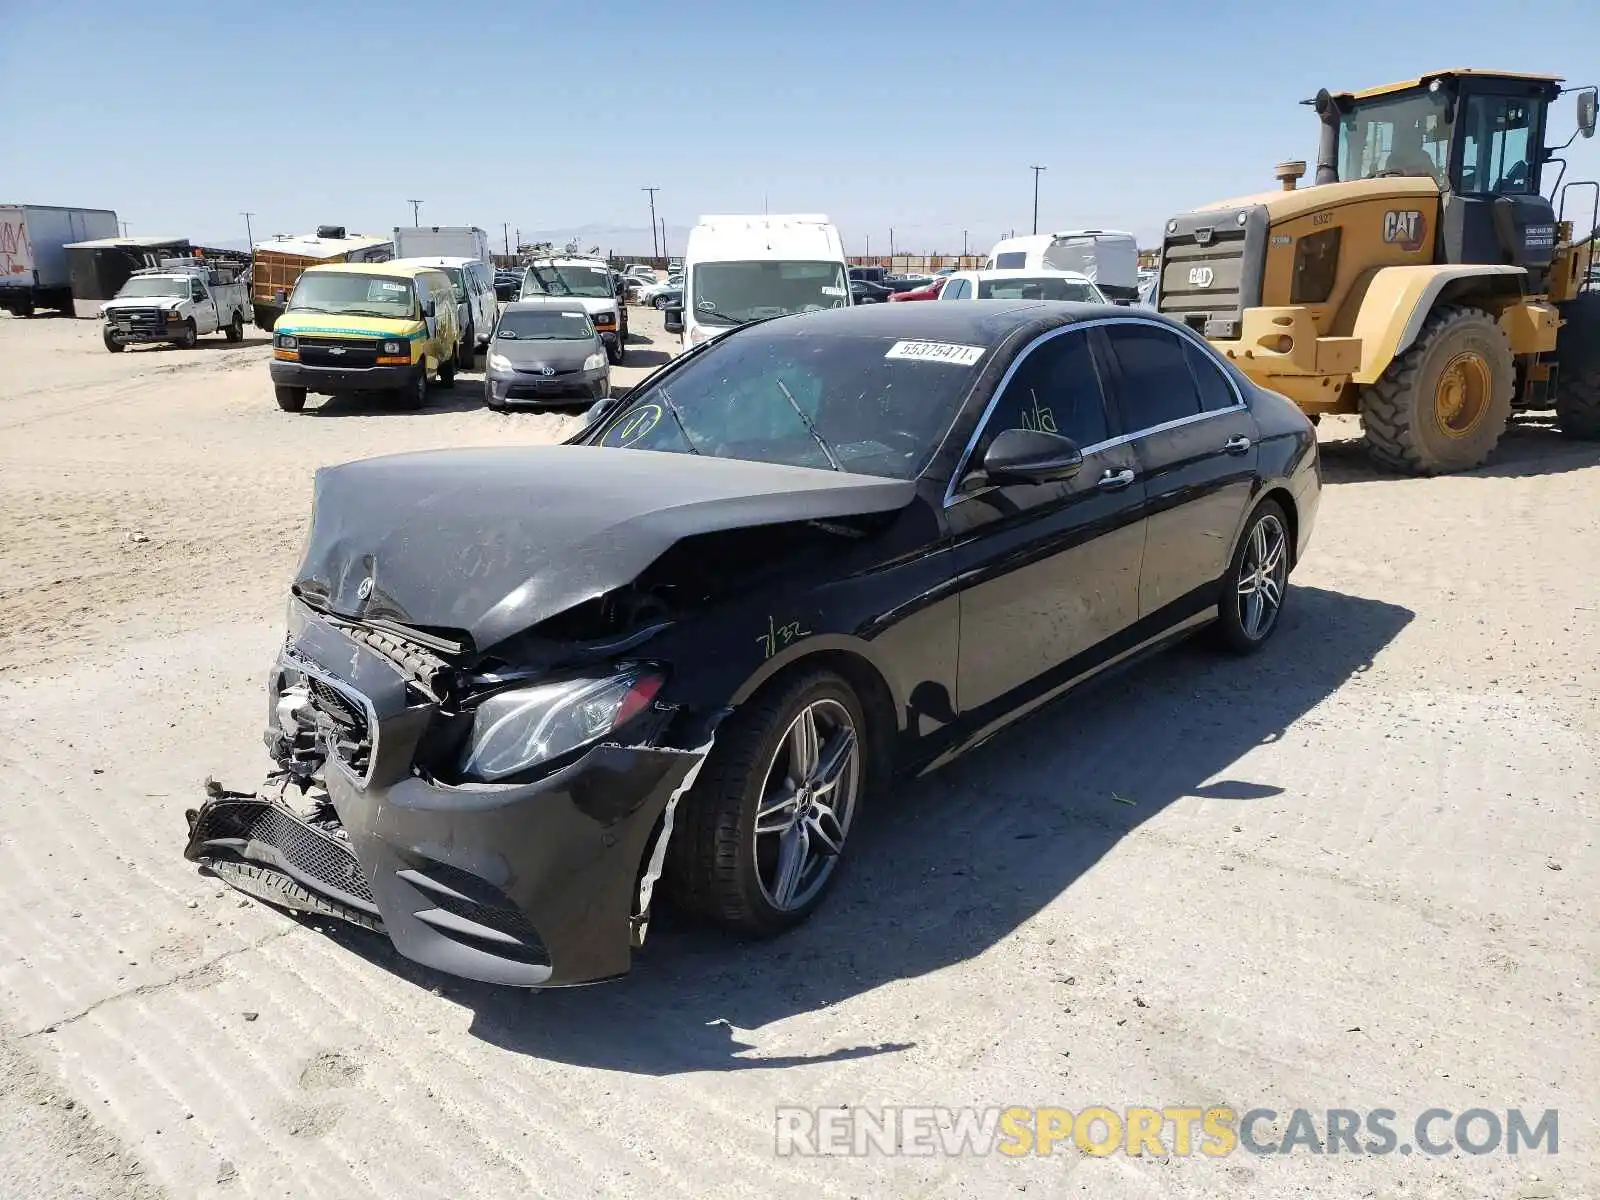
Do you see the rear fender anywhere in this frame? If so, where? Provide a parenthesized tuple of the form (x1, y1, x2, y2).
(1350, 265, 1526, 383)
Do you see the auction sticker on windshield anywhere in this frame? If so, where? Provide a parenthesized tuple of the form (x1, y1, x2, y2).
(884, 340, 986, 366)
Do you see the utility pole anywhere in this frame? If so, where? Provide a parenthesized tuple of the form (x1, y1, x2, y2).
(119, 221, 130, 237)
(659, 216, 667, 261)
(241, 211, 256, 249)
(889, 227, 895, 257)
(962, 229, 968, 256)
(503, 223, 510, 256)
(642, 186, 660, 260)
(865, 233, 870, 259)
(407, 199, 423, 225)
(1029, 166, 1046, 235)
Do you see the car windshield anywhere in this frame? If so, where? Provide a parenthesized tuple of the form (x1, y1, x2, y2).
(1336, 91, 1453, 183)
(977, 276, 1103, 301)
(115, 278, 188, 298)
(520, 263, 614, 299)
(589, 323, 985, 478)
(690, 260, 849, 326)
(497, 309, 594, 340)
(288, 273, 417, 318)
(439, 266, 466, 300)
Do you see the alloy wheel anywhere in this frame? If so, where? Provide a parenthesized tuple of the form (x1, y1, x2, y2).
(1235, 513, 1288, 640)
(752, 698, 861, 912)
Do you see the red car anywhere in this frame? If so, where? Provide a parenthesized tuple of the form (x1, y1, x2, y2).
(888, 276, 947, 302)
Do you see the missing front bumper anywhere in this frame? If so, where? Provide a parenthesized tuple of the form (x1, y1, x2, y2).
(184, 740, 709, 987)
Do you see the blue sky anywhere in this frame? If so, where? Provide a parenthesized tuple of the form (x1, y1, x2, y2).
(4, 0, 1598, 254)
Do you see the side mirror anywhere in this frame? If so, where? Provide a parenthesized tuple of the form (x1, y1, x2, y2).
(980, 427, 1084, 485)
(584, 395, 621, 426)
(1579, 88, 1598, 140)
(663, 304, 685, 335)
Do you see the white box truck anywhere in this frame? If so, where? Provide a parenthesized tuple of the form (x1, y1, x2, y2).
(675, 214, 850, 350)
(392, 225, 493, 263)
(1, 204, 119, 316)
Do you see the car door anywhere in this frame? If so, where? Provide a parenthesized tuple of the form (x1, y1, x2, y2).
(947, 325, 1146, 713)
(189, 278, 217, 332)
(1099, 320, 1259, 619)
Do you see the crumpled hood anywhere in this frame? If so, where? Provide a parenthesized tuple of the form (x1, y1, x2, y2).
(293, 445, 915, 651)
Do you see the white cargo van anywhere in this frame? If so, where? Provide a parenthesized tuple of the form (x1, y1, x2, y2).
(679, 214, 849, 349)
(984, 230, 1140, 302)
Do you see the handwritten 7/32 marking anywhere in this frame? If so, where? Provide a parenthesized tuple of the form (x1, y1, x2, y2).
(758, 615, 812, 659)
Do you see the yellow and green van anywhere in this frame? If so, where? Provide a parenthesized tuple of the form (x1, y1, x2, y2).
(268, 261, 462, 412)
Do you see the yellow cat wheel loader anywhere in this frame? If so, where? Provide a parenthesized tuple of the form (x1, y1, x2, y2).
(1156, 69, 1600, 474)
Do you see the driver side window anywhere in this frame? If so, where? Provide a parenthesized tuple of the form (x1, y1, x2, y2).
(977, 329, 1110, 456)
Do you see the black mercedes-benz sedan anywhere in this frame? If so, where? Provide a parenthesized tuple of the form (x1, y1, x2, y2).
(185, 301, 1320, 987)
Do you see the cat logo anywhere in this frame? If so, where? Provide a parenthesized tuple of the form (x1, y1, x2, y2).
(1382, 210, 1427, 252)
(1187, 266, 1215, 288)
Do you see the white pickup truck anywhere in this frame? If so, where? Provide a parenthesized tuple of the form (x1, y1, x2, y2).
(100, 263, 251, 352)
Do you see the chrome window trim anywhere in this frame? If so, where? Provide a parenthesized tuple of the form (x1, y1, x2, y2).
(942, 314, 1247, 508)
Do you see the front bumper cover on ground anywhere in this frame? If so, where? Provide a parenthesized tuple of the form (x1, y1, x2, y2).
(186, 737, 708, 986)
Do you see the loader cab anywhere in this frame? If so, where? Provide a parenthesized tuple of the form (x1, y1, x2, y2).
(1316, 71, 1570, 280)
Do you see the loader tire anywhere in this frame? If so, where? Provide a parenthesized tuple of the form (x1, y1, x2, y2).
(1553, 291, 1600, 441)
(1555, 367, 1600, 440)
(1358, 305, 1513, 475)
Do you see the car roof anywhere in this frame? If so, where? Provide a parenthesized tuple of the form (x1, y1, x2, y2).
(956, 268, 1096, 281)
(301, 261, 443, 279)
(763, 299, 1124, 344)
(499, 300, 593, 317)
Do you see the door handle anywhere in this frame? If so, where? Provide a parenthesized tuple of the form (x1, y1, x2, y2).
(1223, 434, 1253, 454)
(1097, 468, 1136, 492)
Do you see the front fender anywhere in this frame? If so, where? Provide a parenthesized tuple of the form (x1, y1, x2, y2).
(1350, 264, 1525, 383)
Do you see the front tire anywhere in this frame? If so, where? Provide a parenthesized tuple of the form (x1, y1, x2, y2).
(1214, 500, 1292, 654)
(667, 670, 866, 934)
(274, 385, 306, 412)
(606, 336, 625, 366)
(457, 325, 475, 369)
(173, 319, 198, 350)
(436, 354, 456, 388)
(102, 329, 125, 353)
(1359, 305, 1513, 474)
(654, 294, 670, 310)
(396, 364, 428, 409)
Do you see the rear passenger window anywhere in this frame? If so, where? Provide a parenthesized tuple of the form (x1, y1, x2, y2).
(980, 329, 1110, 453)
(1104, 324, 1202, 430)
(944, 278, 969, 299)
(1184, 340, 1238, 412)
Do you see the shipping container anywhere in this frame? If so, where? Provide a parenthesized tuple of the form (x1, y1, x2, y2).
(1, 204, 119, 315)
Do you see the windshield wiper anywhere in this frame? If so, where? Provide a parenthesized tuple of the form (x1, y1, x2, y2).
(656, 385, 700, 454)
(774, 378, 843, 471)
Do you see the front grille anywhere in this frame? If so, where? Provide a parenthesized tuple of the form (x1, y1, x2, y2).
(1156, 204, 1269, 337)
(188, 798, 376, 907)
(298, 337, 381, 368)
(304, 674, 371, 776)
(310, 677, 362, 731)
(113, 307, 169, 332)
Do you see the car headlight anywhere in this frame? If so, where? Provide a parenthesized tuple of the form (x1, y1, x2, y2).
(381, 340, 405, 355)
(460, 668, 664, 782)
(592, 310, 617, 326)
(582, 351, 606, 371)
(487, 352, 513, 370)
(276, 333, 297, 349)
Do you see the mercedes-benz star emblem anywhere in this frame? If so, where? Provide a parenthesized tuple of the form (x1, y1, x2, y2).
(356, 578, 374, 600)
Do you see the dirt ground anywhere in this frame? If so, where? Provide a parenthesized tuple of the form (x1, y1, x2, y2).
(1, 309, 1596, 1199)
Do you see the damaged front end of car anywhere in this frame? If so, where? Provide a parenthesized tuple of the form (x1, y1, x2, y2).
(184, 445, 915, 986)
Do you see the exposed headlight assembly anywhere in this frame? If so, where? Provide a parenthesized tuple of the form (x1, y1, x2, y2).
(460, 668, 664, 782)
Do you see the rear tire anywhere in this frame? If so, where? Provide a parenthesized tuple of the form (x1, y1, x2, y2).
(437, 354, 456, 388)
(1213, 500, 1292, 655)
(1553, 292, 1600, 440)
(1555, 367, 1600, 439)
(224, 313, 244, 342)
(457, 324, 475, 369)
(274, 385, 306, 413)
(666, 669, 866, 935)
(1358, 305, 1513, 474)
